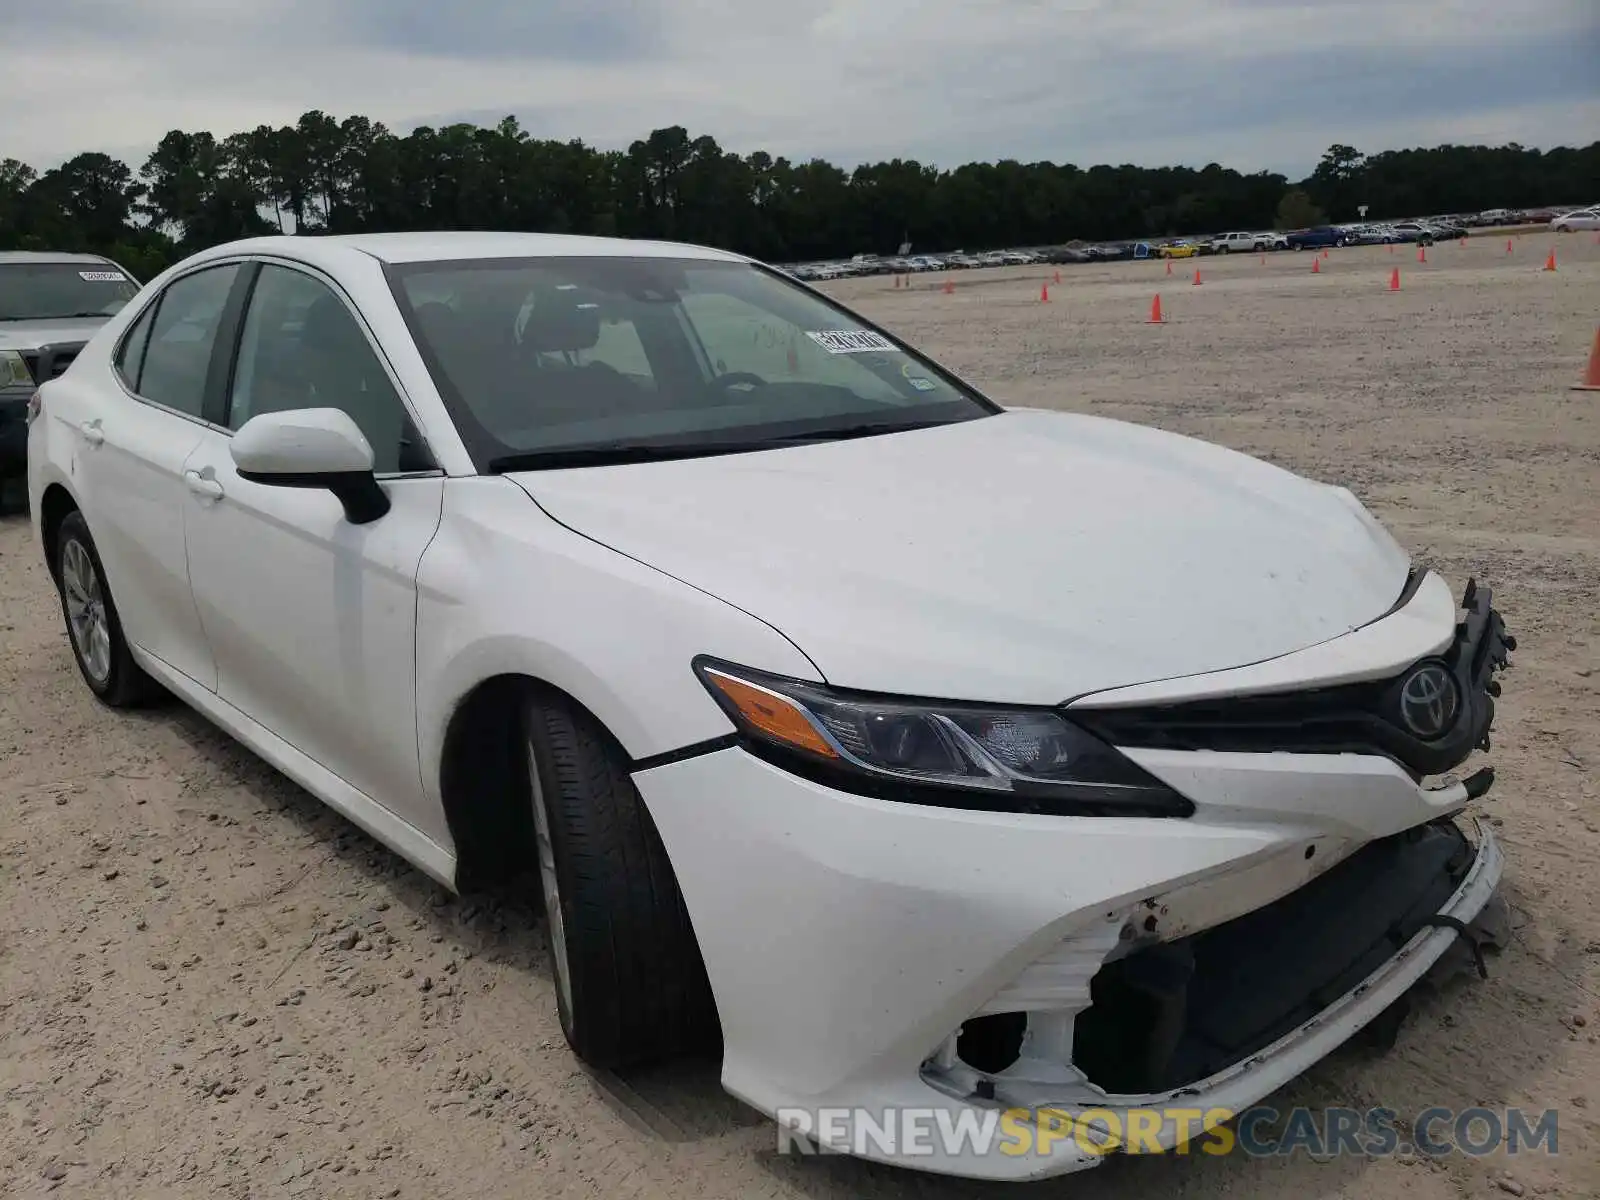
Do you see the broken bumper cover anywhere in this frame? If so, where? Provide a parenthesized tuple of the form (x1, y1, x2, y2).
(631, 576, 1510, 1181)
(635, 739, 1504, 1180)
(921, 818, 1503, 1179)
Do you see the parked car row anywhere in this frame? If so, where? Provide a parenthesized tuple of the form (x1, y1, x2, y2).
(781, 202, 1591, 282)
(788, 249, 1051, 280)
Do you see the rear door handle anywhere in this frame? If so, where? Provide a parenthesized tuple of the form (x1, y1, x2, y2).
(79, 419, 104, 446)
(183, 469, 224, 500)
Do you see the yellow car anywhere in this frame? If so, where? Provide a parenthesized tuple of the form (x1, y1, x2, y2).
(1156, 241, 1202, 258)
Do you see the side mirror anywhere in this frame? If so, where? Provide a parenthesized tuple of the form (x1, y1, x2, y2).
(230, 408, 390, 524)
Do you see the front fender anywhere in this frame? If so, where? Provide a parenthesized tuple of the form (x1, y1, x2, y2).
(414, 477, 820, 812)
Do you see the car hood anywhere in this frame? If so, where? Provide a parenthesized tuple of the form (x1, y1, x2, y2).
(0, 316, 111, 353)
(510, 409, 1412, 705)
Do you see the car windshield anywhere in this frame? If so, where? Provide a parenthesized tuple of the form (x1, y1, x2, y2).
(0, 262, 139, 321)
(387, 256, 994, 470)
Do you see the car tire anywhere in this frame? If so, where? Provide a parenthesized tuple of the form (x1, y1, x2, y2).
(1556, 224, 1570, 233)
(53, 510, 159, 707)
(524, 696, 718, 1070)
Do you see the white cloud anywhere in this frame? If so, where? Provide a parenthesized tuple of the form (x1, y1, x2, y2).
(3, 0, 1594, 177)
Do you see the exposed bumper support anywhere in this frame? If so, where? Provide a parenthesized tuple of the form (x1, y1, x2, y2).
(907, 819, 1504, 1178)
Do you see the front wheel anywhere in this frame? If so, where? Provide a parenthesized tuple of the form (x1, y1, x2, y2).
(53, 511, 158, 706)
(524, 697, 718, 1069)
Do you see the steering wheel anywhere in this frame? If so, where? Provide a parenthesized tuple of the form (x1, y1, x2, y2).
(710, 371, 767, 391)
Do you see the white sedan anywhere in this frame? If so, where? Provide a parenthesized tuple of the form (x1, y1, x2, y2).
(1550, 207, 1600, 231)
(26, 232, 1512, 1180)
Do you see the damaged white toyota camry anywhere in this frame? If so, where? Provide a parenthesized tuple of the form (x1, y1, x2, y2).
(28, 232, 1513, 1180)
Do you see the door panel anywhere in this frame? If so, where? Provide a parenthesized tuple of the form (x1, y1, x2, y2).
(72, 262, 245, 691)
(71, 395, 213, 687)
(182, 261, 444, 828)
(182, 443, 444, 825)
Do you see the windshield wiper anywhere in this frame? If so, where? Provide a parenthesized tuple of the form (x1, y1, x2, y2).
(486, 420, 959, 473)
(11, 311, 110, 321)
(759, 419, 953, 444)
(486, 440, 779, 472)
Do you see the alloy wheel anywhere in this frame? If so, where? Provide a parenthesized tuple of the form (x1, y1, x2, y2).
(61, 538, 112, 684)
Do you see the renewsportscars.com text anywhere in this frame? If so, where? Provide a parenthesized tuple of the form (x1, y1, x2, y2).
(776, 1104, 1559, 1160)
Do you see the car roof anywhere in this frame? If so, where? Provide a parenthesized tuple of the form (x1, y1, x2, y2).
(0, 250, 117, 265)
(185, 231, 750, 269)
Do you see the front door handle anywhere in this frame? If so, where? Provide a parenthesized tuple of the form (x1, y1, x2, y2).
(79, 419, 104, 446)
(183, 469, 224, 501)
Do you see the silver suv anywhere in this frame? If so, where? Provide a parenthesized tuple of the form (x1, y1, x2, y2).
(0, 252, 140, 506)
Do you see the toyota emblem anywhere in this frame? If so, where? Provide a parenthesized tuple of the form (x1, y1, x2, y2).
(1397, 662, 1459, 739)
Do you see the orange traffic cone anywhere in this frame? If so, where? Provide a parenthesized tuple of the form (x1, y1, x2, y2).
(1388, 268, 1401, 291)
(1388, 243, 1395, 253)
(1574, 327, 1600, 391)
(1460, 237, 1467, 247)
(1040, 283, 1050, 302)
(1417, 245, 1427, 263)
(893, 274, 902, 289)
(1259, 254, 1265, 265)
(1322, 248, 1329, 259)
(1148, 294, 1165, 324)
(1311, 257, 1320, 273)
(1192, 268, 1202, 286)
(1506, 239, 1513, 254)
(942, 279, 955, 295)
(1053, 269, 1061, 285)
(1165, 258, 1173, 276)
(1543, 249, 1557, 272)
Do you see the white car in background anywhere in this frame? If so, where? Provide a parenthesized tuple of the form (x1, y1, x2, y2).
(1550, 207, 1600, 231)
(1208, 231, 1270, 253)
(26, 232, 1513, 1181)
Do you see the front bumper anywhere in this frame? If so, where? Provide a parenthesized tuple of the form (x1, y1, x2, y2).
(633, 579, 1511, 1181)
(637, 749, 1503, 1181)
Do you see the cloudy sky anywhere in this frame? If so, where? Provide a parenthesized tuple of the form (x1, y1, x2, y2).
(4, 0, 1597, 178)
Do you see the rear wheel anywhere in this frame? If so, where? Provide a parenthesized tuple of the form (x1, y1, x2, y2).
(524, 697, 718, 1069)
(53, 511, 159, 707)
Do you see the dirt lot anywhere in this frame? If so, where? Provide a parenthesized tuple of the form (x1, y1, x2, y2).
(3, 233, 1598, 1199)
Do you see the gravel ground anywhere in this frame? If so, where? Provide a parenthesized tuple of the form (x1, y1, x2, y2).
(2, 231, 1597, 1198)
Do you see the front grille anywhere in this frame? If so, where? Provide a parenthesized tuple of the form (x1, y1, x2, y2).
(1073, 580, 1513, 779)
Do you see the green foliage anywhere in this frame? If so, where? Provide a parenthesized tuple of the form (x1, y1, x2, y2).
(1275, 189, 1328, 230)
(1, 122, 1596, 272)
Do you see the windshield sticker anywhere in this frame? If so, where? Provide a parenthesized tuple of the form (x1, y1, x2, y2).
(906, 377, 937, 392)
(78, 271, 127, 282)
(806, 329, 898, 354)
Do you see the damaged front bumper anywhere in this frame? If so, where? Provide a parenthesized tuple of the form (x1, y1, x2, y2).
(918, 816, 1503, 1177)
(632, 574, 1513, 1181)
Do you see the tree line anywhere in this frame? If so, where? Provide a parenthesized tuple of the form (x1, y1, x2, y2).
(1, 112, 1595, 279)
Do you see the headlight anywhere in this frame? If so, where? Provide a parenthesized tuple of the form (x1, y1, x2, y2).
(693, 658, 1192, 817)
(0, 350, 34, 388)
